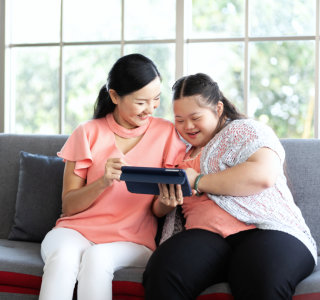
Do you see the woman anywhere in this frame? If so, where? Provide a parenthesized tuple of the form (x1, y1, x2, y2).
(39, 54, 186, 300)
(143, 73, 316, 300)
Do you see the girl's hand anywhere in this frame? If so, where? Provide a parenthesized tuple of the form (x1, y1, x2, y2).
(103, 158, 128, 187)
(158, 183, 183, 207)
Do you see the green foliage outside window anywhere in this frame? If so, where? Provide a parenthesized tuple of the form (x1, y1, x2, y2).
(11, 0, 316, 138)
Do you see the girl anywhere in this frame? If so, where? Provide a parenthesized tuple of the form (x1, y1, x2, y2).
(143, 73, 316, 300)
(39, 54, 186, 300)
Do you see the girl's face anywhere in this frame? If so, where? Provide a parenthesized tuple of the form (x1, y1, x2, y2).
(174, 95, 223, 148)
(111, 77, 161, 129)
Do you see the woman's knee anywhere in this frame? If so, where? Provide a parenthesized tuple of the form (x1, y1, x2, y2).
(41, 228, 91, 274)
(43, 244, 84, 274)
(80, 244, 115, 276)
(41, 228, 90, 262)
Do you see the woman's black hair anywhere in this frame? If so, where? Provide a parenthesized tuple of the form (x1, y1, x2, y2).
(172, 73, 245, 131)
(93, 53, 161, 119)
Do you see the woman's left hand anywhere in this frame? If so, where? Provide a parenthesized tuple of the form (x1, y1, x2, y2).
(158, 183, 183, 207)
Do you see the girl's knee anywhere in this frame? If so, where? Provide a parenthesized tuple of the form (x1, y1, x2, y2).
(230, 273, 294, 300)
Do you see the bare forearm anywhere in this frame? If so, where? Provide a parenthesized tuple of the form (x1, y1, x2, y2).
(193, 147, 280, 197)
(62, 176, 107, 216)
(198, 162, 274, 197)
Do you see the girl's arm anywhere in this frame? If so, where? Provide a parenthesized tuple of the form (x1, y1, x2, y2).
(187, 147, 281, 197)
(62, 158, 127, 216)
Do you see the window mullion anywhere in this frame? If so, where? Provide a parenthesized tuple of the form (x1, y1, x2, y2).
(315, 0, 320, 138)
(59, 0, 64, 134)
(244, 0, 250, 116)
(175, 0, 184, 80)
(121, 0, 124, 56)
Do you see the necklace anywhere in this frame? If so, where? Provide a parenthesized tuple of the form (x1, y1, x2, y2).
(106, 113, 151, 138)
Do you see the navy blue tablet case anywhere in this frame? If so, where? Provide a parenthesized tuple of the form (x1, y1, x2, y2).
(120, 166, 192, 196)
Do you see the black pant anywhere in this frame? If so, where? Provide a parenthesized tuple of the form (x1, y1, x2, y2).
(143, 229, 315, 300)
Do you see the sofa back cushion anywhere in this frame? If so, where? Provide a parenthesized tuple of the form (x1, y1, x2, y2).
(281, 139, 320, 255)
(0, 134, 68, 239)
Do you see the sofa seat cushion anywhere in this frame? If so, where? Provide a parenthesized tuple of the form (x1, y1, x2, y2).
(294, 260, 320, 296)
(0, 239, 42, 295)
(0, 240, 43, 277)
(1, 239, 319, 299)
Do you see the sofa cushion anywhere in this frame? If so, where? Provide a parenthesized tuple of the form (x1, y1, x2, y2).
(0, 239, 43, 277)
(8, 151, 64, 242)
(0, 134, 68, 240)
(281, 139, 320, 255)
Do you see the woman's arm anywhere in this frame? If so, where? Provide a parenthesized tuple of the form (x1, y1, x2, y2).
(187, 147, 281, 197)
(62, 158, 127, 216)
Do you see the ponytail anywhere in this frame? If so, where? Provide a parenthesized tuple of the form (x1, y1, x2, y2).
(93, 85, 115, 119)
(220, 93, 246, 121)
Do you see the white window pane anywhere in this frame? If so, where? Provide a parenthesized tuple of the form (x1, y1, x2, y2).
(124, 0, 175, 40)
(186, 42, 244, 112)
(63, 0, 121, 42)
(64, 45, 121, 134)
(189, 0, 245, 38)
(250, 0, 315, 37)
(124, 44, 175, 121)
(12, 47, 59, 134)
(250, 41, 315, 138)
(9, 0, 60, 43)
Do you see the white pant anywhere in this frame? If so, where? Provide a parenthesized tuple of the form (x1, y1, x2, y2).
(39, 228, 152, 300)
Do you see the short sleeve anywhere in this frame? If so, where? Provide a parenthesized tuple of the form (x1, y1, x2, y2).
(162, 125, 186, 168)
(218, 120, 285, 167)
(57, 124, 93, 178)
(202, 119, 285, 175)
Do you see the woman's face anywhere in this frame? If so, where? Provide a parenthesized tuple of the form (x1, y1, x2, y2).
(174, 95, 222, 148)
(111, 77, 161, 129)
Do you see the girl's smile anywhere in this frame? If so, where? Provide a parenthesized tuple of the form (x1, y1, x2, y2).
(174, 95, 222, 148)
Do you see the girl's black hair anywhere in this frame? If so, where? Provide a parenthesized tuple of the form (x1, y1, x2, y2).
(93, 53, 161, 119)
(172, 73, 245, 130)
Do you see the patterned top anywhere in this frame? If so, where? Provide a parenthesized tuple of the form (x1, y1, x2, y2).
(201, 118, 317, 263)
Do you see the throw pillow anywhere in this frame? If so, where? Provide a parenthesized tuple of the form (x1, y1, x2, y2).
(8, 151, 64, 242)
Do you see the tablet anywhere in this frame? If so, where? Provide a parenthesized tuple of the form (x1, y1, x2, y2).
(120, 166, 192, 197)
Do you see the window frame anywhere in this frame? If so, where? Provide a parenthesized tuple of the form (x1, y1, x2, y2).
(1, 0, 320, 137)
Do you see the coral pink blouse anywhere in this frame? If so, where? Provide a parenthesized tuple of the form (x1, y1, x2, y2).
(180, 150, 255, 238)
(55, 115, 186, 250)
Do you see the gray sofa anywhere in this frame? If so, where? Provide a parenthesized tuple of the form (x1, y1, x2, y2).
(0, 133, 319, 300)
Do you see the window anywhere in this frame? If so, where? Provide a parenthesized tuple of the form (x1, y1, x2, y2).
(1, 0, 319, 138)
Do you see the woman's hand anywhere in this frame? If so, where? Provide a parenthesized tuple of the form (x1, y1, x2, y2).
(102, 158, 128, 188)
(158, 183, 183, 207)
(152, 183, 183, 217)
